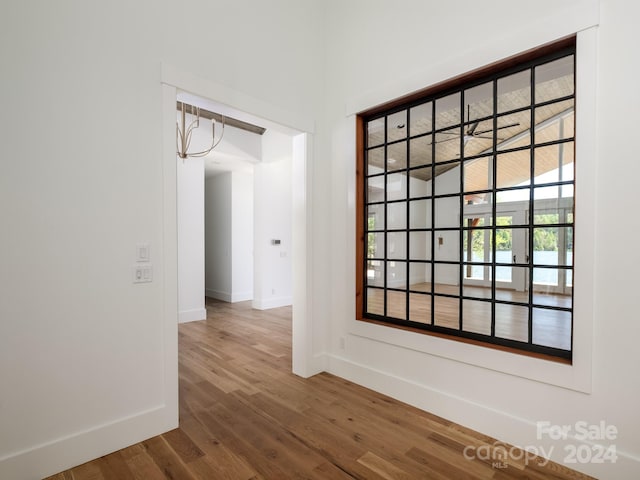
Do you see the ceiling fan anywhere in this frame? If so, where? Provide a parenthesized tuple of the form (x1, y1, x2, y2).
(434, 106, 520, 145)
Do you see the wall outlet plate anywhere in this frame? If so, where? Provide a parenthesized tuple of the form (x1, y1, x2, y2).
(133, 264, 153, 283)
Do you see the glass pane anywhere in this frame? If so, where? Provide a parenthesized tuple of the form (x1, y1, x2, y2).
(409, 232, 431, 261)
(409, 168, 432, 197)
(367, 147, 384, 174)
(434, 295, 459, 329)
(387, 201, 406, 229)
(367, 232, 384, 259)
(497, 70, 531, 113)
(462, 299, 492, 335)
(387, 173, 407, 201)
(386, 289, 407, 320)
(496, 150, 530, 189)
(409, 136, 433, 168)
(533, 267, 559, 287)
(409, 199, 432, 229)
(410, 102, 432, 136)
(562, 184, 574, 199)
(409, 262, 431, 290)
(367, 175, 385, 203)
(465, 82, 493, 122)
(434, 163, 461, 195)
(535, 55, 574, 104)
(496, 266, 529, 298)
(387, 232, 406, 260)
(434, 264, 459, 295)
(387, 110, 407, 143)
(533, 211, 559, 225)
(387, 141, 407, 171)
(463, 217, 488, 256)
(434, 231, 459, 262)
(463, 193, 492, 212)
(494, 225, 512, 282)
(535, 100, 574, 144)
(409, 292, 431, 324)
(387, 260, 406, 289)
(367, 118, 385, 147)
(495, 303, 529, 342)
(464, 156, 492, 192)
(463, 118, 494, 157)
(533, 206, 573, 225)
(367, 204, 385, 230)
(532, 308, 571, 350)
(367, 261, 384, 287)
(496, 109, 531, 151)
(533, 227, 571, 265)
(532, 288, 572, 309)
(496, 186, 529, 204)
(435, 92, 461, 129)
(435, 127, 461, 162)
(463, 281, 492, 299)
(534, 185, 561, 202)
(366, 287, 384, 316)
(534, 142, 574, 184)
(434, 197, 460, 228)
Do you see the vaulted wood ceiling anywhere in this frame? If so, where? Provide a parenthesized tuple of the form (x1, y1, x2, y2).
(366, 57, 575, 191)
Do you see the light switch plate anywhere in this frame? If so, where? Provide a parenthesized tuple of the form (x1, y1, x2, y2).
(136, 243, 150, 262)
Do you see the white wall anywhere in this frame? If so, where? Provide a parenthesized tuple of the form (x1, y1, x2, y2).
(0, 1, 324, 478)
(253, 130, 293, 310)
(204, 173, 232, 301)
(177, 156, 206, 323)
(322, 1, 640, 478)
(231, 171, 254, 302)
(204, 171, 254, 303)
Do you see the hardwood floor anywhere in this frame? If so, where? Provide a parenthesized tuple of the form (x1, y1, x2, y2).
(46, 298, 592, 480)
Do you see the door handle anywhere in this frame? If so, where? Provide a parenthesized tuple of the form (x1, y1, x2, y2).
(513, 255, 517, 264)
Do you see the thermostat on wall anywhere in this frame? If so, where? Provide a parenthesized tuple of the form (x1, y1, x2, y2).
(271, 239, 281, 245)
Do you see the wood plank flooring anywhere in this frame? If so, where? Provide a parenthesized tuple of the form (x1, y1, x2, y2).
(46, 298, 593, 480)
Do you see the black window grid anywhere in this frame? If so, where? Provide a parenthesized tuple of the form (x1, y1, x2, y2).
(363, 47, 575, 360)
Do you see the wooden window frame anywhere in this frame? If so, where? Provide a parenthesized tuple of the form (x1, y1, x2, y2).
(356, 36, 576, 362)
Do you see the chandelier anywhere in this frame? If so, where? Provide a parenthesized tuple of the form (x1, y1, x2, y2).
(176, 102, 225, 159)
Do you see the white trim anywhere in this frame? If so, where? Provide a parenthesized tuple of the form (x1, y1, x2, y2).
(252, 296, 293, 310)
(161, 83, 180, 430)
(205, 289, 231, 302)
(231, 291, 253, 303)
(161, 63, 315, 134)
(178, 308, 207, 323)
(348, 27, 598, 393)
(203, 290, 253, 303)
(161, 67, 317, 378)
(0, 406, 173, 480)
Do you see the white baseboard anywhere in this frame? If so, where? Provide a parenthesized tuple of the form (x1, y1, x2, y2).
(326, 354, 639, 480)
(252, 296, 292, 310)
(0, 405, 176, 480)
(178, 307, 206, 323)
(205, 289, 231, 302)
(231, 291, 253, 303)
